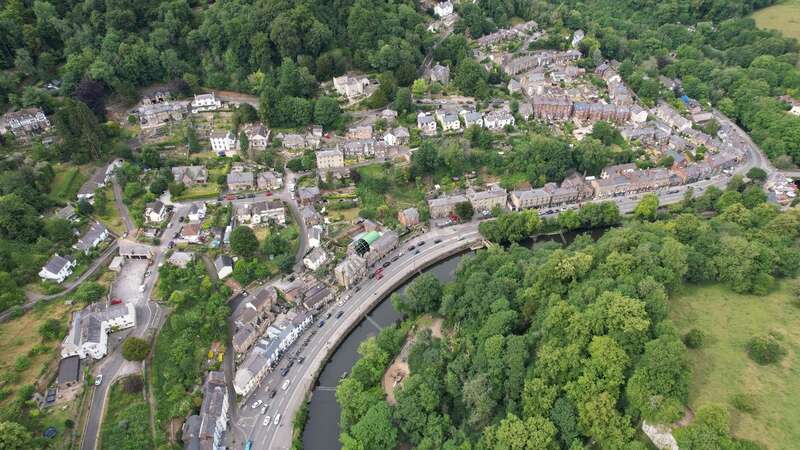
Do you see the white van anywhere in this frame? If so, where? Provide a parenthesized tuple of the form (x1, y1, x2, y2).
(281, 379, 291, 390)
(274, 413, 281, 425)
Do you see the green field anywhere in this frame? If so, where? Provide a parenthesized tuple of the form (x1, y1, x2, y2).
(49, 165, 87, 202)
(100, 375, 153, 450)
(670, 282, 800, 450)
(752, 0, 800, 40)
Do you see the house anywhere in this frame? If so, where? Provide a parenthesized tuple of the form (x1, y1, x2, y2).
(428, 194, 468, 219)
(39, 254, 77, 283)
(167, 251, 194, 268)
(440, 112, 462, 132)
(630, 105, 648, 124)
(398, 207, 420, 227)
(301, 205, 322, 227)
(236, 200, 286, 226)
(383, 127, 410, 146)
(316, 148, 345, 169)
(303, 247, 329, 271)
(508, 78, 522, 94)
(655, 103, 692, 132)
(461, 111, 484, 128)
(417, 112, 437, 135)
(257, 170, 282, 191)
(335, 253, 367, 289)
(233, 287, 277, 344)
(74, 222, 109, 254)
(483, 109, 516, 130)
(333, 75, 372, 100)
(692, 112, 714, 124)
(308, 225, 323, 248)
(430, 63, 450, 85)
(210, 131, 237, 156)
(226, 171, 254, 191)
(180, 223, 203, 243)
(243, 123, 270, 150)
(188, 203, 207, 222)
(280, 133, 306, 149)
(215, 255, 234, 279)
(57, 355, 81, 388)
(0, 108, 50, 137)
(434, 0, 454, 17)
(518, 102, 533, 120)
(364, 231, 399, 265)
(54, 205, 78, 222)
(145, 200, 167, 223)
(182, 371, 229, 450)
(297, 186, 321, 205)
(135, 101, 188, 129)
(532, 95, 573, 121)
(77, 165, 111, 202)
(347, 125, 373, 140)
(510, 188, 551, 210)
(468, 187, 507, 213)
(171, 166, 208, 186)
(382, 109, 398, 121)
(191, 92, 222, 112)
(61, 302, 136, 359)
(342, 139, 376, 159)
(108, 256, 124, 272)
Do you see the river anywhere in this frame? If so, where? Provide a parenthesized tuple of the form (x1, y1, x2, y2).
(301, 228, 608, 449)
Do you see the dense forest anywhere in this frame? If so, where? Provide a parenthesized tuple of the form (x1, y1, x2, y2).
(337, 176, 800, 449)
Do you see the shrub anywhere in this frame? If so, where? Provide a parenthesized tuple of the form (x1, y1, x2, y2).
(122, 337, 150, 362)
(746, 334, 786, 365)
(683, 329, 705, 349)
(14, 356, 31, 373)
(730, 393, 757, 413)
(122, 375, 144, 393)
(38, 318, 63, 341)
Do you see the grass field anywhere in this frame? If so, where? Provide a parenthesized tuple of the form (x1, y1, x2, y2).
(96, 189, 125, 235)
(752, 0, 800, 40)
(669, 282, 800, 450)
(49, 165, 87, 202)
(100, 375, 153, 450)
(173, 183, 221, 201)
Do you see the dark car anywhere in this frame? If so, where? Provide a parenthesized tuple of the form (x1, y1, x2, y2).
(417, 241, 425, 246)
(318, 320, 325, 328)
(280, 367, 290, 377)
(268, 389, 277, 399)
(407, 245, 416, 251)
(247, 193, 255, 198)
(369, 273, 376, 279)
(391, 255, 400, 262)
(434, 239, 442, 244)
(178, 216, 185, 222)
(335, 311, 344, 319)
(382, 261, 391, 268)
(355, 286, 361, 292)
(415, 250, 420, 255)
(326, 312, 332, 319)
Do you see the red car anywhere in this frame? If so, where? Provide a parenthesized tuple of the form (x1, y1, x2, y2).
(266, 191, 273, 196)
(376, 273, 384, 280)
(110, 298, 123, 305)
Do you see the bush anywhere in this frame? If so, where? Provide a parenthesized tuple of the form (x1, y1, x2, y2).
(38, 318, 63, 341)
(122, 337, 150, 361)
(14, 356, 31, 373)
(122, 375, 144, 393)
(683, 329, 705, 349)
(730, 393, 757, 413)
(746, 334, 786, 365)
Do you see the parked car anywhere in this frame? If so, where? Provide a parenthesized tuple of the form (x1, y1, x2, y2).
(325, 312, 332, 319)
(282, 380, 291, 390)
(280, 367, 289, 377)
(260, 405, 268, 415)
(434, 239, 442, 244)
(297, 356, 305, 364)
(251, 400, 263, 409)
(263, 416, 271, 426)
(407, 245, 416, 251)
(274, 414, 281, 425)
(94, 375, 103, 386)
(382, 261, 391, 268)
(110, 298, 123, 305)
(335, 311, 344, 319)
(318, 320, 325, 328)
(247, 193, 256, 198)
(391, 255, 400, 262)
(376, 273, 384, 280)
(268, 389, 277, 399)
(417, 241, 425, 246)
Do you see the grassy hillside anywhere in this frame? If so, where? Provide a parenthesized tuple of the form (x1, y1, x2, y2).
(670, 282, 800, 450)
(752, 0, 800, 40)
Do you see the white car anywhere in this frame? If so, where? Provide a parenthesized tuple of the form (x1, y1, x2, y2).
(251, 400, 263, 409)
(260, 405, 268, 415)
(263, 416, 271, 426)
(94, 375, 103, 386)
(273, 413, 281, 425)
(281, 379, 291, 391)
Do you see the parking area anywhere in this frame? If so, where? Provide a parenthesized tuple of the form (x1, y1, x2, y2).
(111, 259, 150, 304)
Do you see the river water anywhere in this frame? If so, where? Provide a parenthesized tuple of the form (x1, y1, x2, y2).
(301, 228, 608, 449)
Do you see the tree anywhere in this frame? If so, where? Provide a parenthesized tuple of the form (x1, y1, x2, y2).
(393, 87, 413, 114)
(38, 318, 63, 341)
(482, 413, 558, 450)
(139, 146, 161, 169)
(344, 402, 397, 450)
(453, 59, 489, 98)
(314, 96, 341, 129)
(746, 334, 786, 365)
(122, 337, 150, 361)
(53, 99, 105, 163)
(626, 335, 689, 422)
(746, 167, 767, 183)
(455, 201, 474, 220)
(412, 79, 428, 97)
(0, 194, 43, 243)
(392, 273, 442, 316)
(239, 131, 249, 157)
(633, 194, 659, 221)
(230, 226, 259, 257)
(72, 282, 106, 303)
(0, 421, 32, 450)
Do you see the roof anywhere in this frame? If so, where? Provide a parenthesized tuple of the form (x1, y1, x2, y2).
(75, 222, 108, 252)
(168, 251, 194, 267)
(54, 205, 76, 220)
(215, 255, 233, 271)
(227, 171, 254, 184)
(43, 254, 74, 274)
(360, 231, 381, 245)
(400, 207, 419, 220)
(57, 356, 81, 385)
(146, 200, 164, 212)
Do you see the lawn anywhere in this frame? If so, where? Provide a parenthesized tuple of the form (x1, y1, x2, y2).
(49, 165, 87, 202)
(752, 0, 800, 40)
(99, 375, 153, 450)
(0, 300, 79, 406)
(669, 281, 800, 450)
(96, 189, 126, 235)
(173, 183, 221, 201)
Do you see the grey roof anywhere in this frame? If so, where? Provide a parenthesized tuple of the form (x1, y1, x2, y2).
(54, 205, 76, 220)
(57, 356, 81, 385)
(44, 254, 75, 274)
(400, 207, 419, 221)
(146, 200, 164, 212)
(215, 255, 233, 271)
(182, 415, 202, 450)
(75, 222, 108, 252)
(227, 171, 254, 185)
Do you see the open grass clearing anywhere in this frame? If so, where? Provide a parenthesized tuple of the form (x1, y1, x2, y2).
(96, 189, 125, 235)
(49, 164, 87, 202)
(669, 281, 800, 450)
(99, 375, 153, 450)
(752, 0, 800, 40)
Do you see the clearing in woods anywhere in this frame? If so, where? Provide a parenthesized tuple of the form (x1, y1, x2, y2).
(751, 0, 800, 40)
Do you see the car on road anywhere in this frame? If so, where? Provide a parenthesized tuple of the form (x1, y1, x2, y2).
(274, 414, 281, 425)
(414, 250, 420, 255)
(282, 380, 291, 390)
(178, 216, 184, 222)
(434, 239, 442, 244)
(247, 193, 256, 198)
(326, 312, 332, 319)
(266, 191, 273, 196)
(382, 261, 391, 268)
(263, 416, 271, 426)
(280, 367, 290, 377)
(251, 400, 263, 409)
(368, 272, 375, 279)
(417, 241, 425, 246)
(376, 273, 384, 280)
(407, 245, 416, 251)
(236, 194, 245, 199)
(335, 311, 344, 319)
(318, 320, 325, 328)
(297, 356, 305, 364)
(355, 286, 361, 292)
(95, 375, 103, 386)
(260, 405, 268, 415)
(268, 389, 277, 398)
(391, 255, 400, 262)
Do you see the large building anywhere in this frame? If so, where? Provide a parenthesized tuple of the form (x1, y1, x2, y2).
(172, 166, 208, 186)
(334, 253, 367, 289)
(316, 148, 345, 169)
(333, 75, 371, 100)
(210, 131, 237, 156)
(428, 194, 468, 219)
(235, 200, 286, 226)
(61, 302, 136, 359)
(182, 371, 229, 450)
(468, 187, 507, 213)
(39, 254, 77, 283)
(510, 188, 551, 210)
(0, 108, 51, 137)
(532, 95, 573, 121)
(191, 92, 222, 112)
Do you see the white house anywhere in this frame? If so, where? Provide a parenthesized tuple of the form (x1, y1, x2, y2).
(188, 203, 207, 222)
(191, 93, 222, 112)
(61, 302, 136, 359)
(215, 255, 234, 280)
(145, 200, 167, 223)
(383, 127, 410, 146)
(210, 131, 237, 156)
(39, 254, 76, 284)
(244, 123, 270, 150)
(316, 148, 345, 169)
(73, 222, 109, 254)
(417, 112, 437, 135)
(440, 112, 462, 132)
(303, 247, 329, 271)
(484, 110, 516, 130)
(434, 0, 454, 17)
(308, 225, 323, 248)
